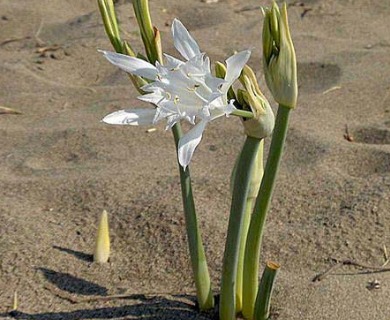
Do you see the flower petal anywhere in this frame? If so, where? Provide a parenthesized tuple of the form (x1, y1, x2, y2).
(223, 50, 251, 91)
(99, 50, 158, 80)
(137, 89, 164, 105)
(163, 53, 184, 69)
(172, 19, 201, 61)
(102, 109, 156, 126)
(178, 120, 208, 169)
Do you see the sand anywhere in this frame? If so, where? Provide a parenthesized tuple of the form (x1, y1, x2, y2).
(1, 0, 390, 319)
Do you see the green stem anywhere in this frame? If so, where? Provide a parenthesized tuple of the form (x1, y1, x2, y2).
(97, 0, 122, 53)
(132, 0, 159, 63)
(98, 0, 212, 309)
(231, 109, 254, 119)
(242, 105, 291, 320)
(171, 124, 214, 310)
(254, 261, 280, 320)
(220, 136, 262, 320)
(236, 140, 264, 313)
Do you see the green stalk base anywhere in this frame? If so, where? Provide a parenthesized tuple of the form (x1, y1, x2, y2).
(236, 140, 264, 313)
(220, 136, 261, 320)
(172, 124, 214, 310)
(254, 261, 280, 320)
(242, 105, 291, 320)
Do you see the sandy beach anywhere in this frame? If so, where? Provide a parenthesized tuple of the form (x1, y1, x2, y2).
(1, 0, 390, 319)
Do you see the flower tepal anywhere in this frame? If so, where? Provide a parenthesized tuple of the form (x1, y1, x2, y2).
(101, 19, 250, 169)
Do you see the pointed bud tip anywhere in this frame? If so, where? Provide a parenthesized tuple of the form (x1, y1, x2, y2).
(94, 210, 110, 263)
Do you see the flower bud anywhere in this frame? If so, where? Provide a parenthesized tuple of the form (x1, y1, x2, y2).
(94, 210, 110, 263)
(133, 0, 160, 63)
(262, 2, 297, 109)
(153, 27, 163, 63)
(215, 61, 236, 101)
(239, 66, 275, 139)
(97, 0, 122, 53)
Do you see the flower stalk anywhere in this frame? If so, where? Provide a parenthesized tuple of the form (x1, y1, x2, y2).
(171, 124, 214, 310)
(97, 0, 122, 53)
(98, 1, 215, 309)
(253, 261, 280, 320)
(242, 2, 297, 317)
(234, 65, 273, 314)
(132, 0, 161, 63)
(236, 139, 264, 312)
(242, 105, 291, 319)
(220, 136, 262, 320)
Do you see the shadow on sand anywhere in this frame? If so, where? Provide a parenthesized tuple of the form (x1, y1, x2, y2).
(4, 295, 215, 320)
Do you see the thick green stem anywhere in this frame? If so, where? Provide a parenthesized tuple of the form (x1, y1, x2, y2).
(220, 136, 262, 320)
(254, 261, 280, 320)
(236, 140, 264, 312)
(242, 105, 291, 319)
(171, 124, 214, 310)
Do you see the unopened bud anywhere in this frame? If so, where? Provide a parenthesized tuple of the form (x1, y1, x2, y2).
(263, 2, 297, 109)
(239, 67, 275, 139)
(215, 61, 236, 101)
(94, 210, 110, 263)
(154, 27, 163, 63)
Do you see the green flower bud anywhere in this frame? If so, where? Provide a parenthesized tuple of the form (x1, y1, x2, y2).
(214, 61, 236, 101)
(97, 0, 122, 53)
(263, 2, 297, 109)
(236, 89, 250, 110)
(214, 61, 227, 78)
(133, 0, 160, 63)
(153, 27, 163, 64)
(239, 66, 275, 139)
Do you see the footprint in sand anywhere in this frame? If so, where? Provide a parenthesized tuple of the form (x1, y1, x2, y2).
(351, 126, 390, 145)
(341, 148, 390, 178)
(174, 3, 231, 30)
(298, 62, 341, 94)
(284, 128, 329, 168)
(19, 129, 99, 174)
(340, 125, 390, 177)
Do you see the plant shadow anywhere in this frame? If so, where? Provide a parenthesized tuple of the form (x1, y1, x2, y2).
(4, 295, 216, 320)
(38, 267, 108, 296)
(52, 245, 93, 262)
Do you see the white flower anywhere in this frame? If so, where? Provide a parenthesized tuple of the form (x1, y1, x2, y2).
(100, 19, 250, 169)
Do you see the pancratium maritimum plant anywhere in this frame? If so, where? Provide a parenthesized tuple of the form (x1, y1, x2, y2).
(97, 0, 298, 319)
(101, 19, 251, 169)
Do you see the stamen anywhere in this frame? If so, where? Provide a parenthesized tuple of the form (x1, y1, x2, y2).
(186, 83, 201, 92)
(187, 73, 204, 78)
(187, 86, 196, 92)
(194, 90, 209, 103)
(174, 96, 180, 104)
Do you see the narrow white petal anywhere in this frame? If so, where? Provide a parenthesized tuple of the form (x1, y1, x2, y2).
(223, 50, 251, 91)
(178, 120, 208, 169)
(102, 109, 156, 126)
(137, 91, 164, 104)
(225, 100, 236, 115)
(99, 50, 158, 80)
(172, 19, 201, 60)
(163, 54, 184, 69)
